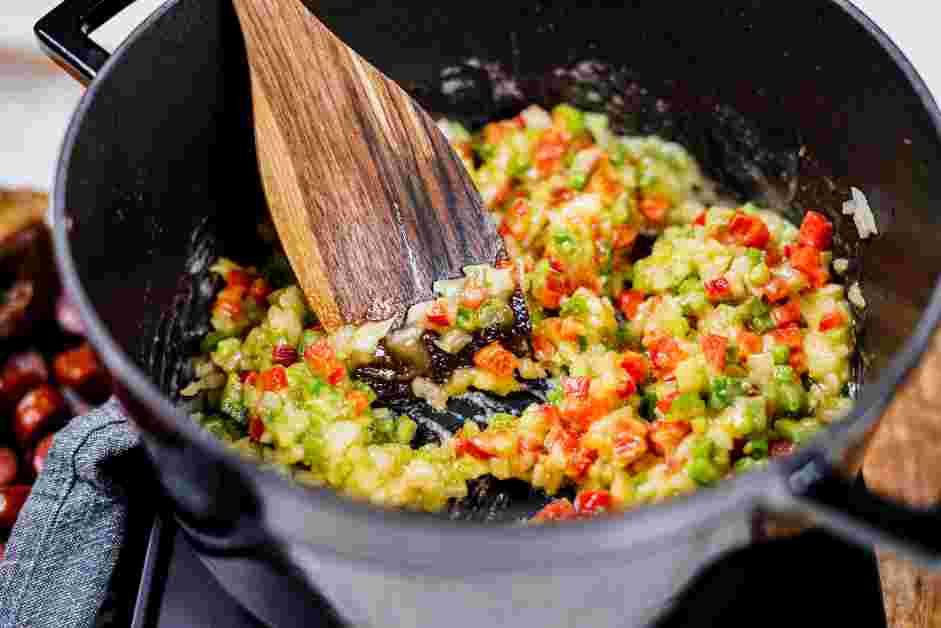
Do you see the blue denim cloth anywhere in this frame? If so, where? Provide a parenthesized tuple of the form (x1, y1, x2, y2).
(0, 398, 139, 628)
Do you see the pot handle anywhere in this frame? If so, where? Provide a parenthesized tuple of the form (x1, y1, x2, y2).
(779, 453, 941, 569)
(174, 510, 272, 558)
(34, 0, 140, 85)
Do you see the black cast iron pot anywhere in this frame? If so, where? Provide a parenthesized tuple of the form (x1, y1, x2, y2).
(35, 0, 941, 625)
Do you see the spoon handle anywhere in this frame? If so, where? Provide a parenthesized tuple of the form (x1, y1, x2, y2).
(233, 0, 501, 330)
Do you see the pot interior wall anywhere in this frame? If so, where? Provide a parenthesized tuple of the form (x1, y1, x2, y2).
(63, 2, 940, 436)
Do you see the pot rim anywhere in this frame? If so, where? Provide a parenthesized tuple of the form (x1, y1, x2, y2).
(50, 0, 941, 571)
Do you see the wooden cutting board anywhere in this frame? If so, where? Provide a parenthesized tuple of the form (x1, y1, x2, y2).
(863, 327, 941, 627)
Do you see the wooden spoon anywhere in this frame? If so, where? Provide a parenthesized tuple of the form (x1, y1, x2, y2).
(232, 0, 502, 332)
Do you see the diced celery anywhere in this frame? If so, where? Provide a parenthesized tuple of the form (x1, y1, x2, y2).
(297, 329, 323, 356)
(220, 373, 246, 423)
(733, 457, 768, 474)
(742, 297, 775, 334)
(488, 413, 519, 430)
(688, 458, 721, 486)
(675, 276, 703, 295)
(708, 376, 743, 410)
(741, 397, 768, 433)
(691, 437, 714, 461)
(478, 299, 514, 329)
(368, 415, 396, 445)
(748, 262, 770, 287)
(773, 365, 796, 383)
(681, 291, 710, 317)
(475, 142, 496, 161)
(201, 329, 233, 354)
(508, 153, 530, 179)
(456, 306, 478, 332)
(669, 392, 707, 419)
(200, 414, 245, 441)
(705, 207, 735, 231)
(209, 257, 242, 278)
(285, 362, 313, 390)
(610, 192, 633, 225)
(772, 381, 806, 416)
(560, 294, 589, 318)
(774, 418, 820, 444)
(552, 104, 585, 135)
(302, 431, 325, 468)
(638, 165, 658, 190)
(744, 437, 768, 458)
(746, 352, 775, 388)
(396, 416, 418, 444)
(436, 119, 472, 143)
(609, 142, 628, 167)
(584, 112, 611, 146)
(553, 230, 576, 249)
(824, 327, 851, 346)
(212, 338, 243, 373)
(676, 358, 709, 394)
(568, 173, 588, 190)
(701, 304, 740, 338)
(305, 375, 327, 397)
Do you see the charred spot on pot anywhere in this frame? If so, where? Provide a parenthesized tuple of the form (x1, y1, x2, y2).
(508, 288, 532, 345)
(350, 366, 412, 404)
(421, 291, 532, 385)
(450, 475, 568, 523)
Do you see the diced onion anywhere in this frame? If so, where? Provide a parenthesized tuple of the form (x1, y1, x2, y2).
(848, 282, 867, 308)
(487, 268, 515, 299)
(351, 318, 396, 356)
(405, 301, 433, 327)
(208, 257, 242, 277)
(434, 329, 473, 354)
(478, 301, 514, 328)
(180, 371, 225, 397)
(386, 326, 431, 372)
(194, 357, 217, 378)
(324, 421, 363, 458)
(435, 119, 471, 143)
(571, 147, 603, 175)
(433, 277, 465, 298)
(329, 325, 356, 358)
(559, 193, 603, 220)
(520, 105, 552, 130)
(584, 112, 611, 147)
(412, 377, 448, 411)
(842, 186, 878, 239)
(746, 352, 775, 387)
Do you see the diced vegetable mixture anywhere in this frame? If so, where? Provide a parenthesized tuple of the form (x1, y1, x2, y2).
(184, 103, 855, 521)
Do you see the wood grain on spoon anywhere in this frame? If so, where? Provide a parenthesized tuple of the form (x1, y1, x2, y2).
(232, 0, 501, 331)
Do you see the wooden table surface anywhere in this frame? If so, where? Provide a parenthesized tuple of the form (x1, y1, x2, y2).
(863, 328, 941, 627)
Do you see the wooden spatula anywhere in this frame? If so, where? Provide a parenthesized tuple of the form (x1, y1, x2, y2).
(232, 0, 502, 332)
